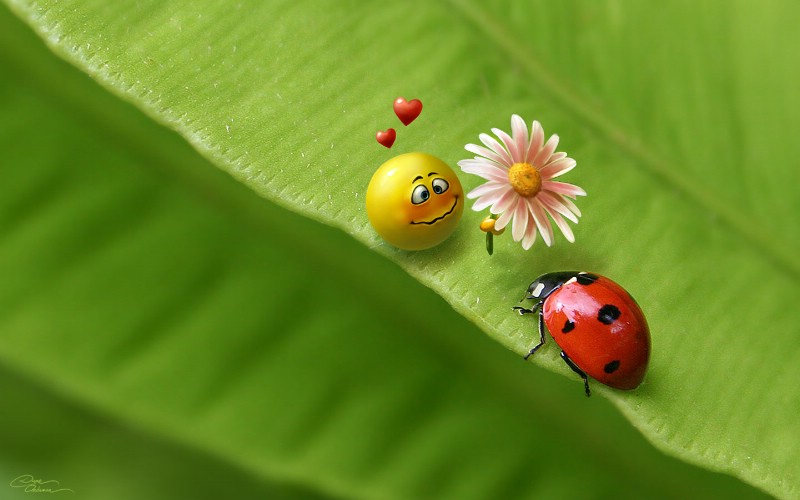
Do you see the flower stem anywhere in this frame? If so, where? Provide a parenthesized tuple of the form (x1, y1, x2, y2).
(485, 213, 498, 256)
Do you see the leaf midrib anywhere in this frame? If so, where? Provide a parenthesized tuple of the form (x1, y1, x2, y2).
(447, 0, 799, 279)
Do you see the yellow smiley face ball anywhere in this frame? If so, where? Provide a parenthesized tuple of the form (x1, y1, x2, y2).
(366, 152, 464, 250)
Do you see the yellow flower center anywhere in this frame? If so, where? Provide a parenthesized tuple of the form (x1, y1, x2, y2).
(507, 162, 542, 198)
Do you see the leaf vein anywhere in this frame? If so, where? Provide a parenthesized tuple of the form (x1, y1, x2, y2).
(448, 0, 800, 278)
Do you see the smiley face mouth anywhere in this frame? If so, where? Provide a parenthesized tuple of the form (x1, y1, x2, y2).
(410, 196, 459, 225)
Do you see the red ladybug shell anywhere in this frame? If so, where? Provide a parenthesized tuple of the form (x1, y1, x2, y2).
(543, 275, 650, 390)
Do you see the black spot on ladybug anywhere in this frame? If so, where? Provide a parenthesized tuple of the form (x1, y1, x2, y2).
(562, 320, 575, 333)
(604, 360, 620, 374)
(597, 304, 621, 325)
(576, 273, 599, 285)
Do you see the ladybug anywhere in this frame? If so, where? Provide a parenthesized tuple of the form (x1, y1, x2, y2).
(514, 271, 650, 397)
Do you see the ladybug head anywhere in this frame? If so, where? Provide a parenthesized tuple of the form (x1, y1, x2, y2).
(524, 271, 584, 302)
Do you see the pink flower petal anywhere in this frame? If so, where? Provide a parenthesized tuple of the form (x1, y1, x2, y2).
(467, 181, 507, 199)
(538, 191, 579, 223)
(554, 194, 582, 217)
(490, 188, 519, 215)
(544, 205, 575, 243)
(459, 160, 510, 182)
(472, 155, 510, 170)
(479, 133, 513, 165)
(511, 199, 529, 241)
(465, 143, 507, 166)
(471, 156, 515, 177)
(539, 157, 576, 180)
(543, 181, 587, 197)
(494, 198, 517, 230)
(491, 127, 519, 164)
(528, 199, 554, 247)
(534, 134, 560, 167)
(471, 192, 500, 211)
(521, 219, 538, 250)
(526, 120, 545, 164)
(511, 115, 529, 162)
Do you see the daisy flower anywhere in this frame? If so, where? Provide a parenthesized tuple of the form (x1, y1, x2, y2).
(458, 115, 586, 251)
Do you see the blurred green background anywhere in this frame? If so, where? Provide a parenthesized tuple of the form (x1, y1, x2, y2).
(1, 1, 798, 499)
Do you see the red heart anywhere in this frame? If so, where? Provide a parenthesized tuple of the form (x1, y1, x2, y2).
(393, 97, 423, 126)
(376, 128, 396, 148)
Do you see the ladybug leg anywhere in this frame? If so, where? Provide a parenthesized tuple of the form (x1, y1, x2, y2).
(560, 351, 591, 397)
(514, 303, 546, 360)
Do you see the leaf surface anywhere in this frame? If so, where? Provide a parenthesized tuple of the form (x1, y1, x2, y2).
(2, 1, 798, 498)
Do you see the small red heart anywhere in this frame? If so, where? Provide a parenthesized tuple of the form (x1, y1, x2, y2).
(376, 128, 396, 148)
(393, 97, 423, 126)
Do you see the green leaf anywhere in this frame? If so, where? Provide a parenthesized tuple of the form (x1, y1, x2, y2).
(4, 18, 753, 499)
(1, 0, 797, 499)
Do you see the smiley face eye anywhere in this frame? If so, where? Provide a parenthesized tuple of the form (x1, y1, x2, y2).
(431, 178, 449, 195)
(411, 185, 430, 204)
